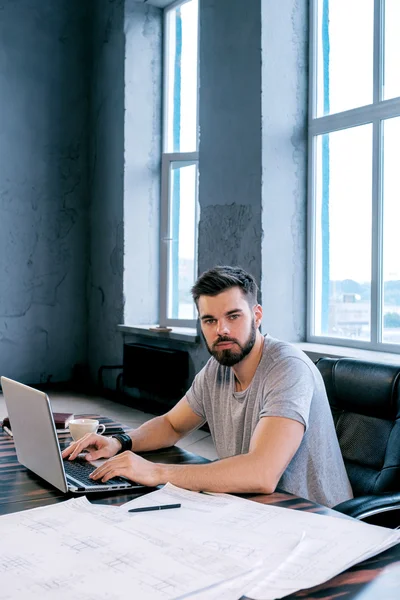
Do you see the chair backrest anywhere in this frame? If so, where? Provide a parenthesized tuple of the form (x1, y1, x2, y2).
(316, 357, 400, 497)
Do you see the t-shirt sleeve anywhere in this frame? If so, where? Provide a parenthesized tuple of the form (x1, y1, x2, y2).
(185, 364, 208, 420)
(259, 356, 314, 430)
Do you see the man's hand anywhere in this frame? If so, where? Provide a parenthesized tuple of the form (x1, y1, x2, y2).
(61, 433, 122, 462)
(89, 452, 161, 487)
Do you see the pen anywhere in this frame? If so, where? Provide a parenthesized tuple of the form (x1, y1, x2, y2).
(128, 503, 181, 513)
(2, 426, 13, 438)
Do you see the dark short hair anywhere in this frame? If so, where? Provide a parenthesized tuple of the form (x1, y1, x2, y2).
(191, 266, 258, 307)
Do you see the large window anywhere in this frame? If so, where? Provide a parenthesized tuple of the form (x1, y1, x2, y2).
(160, 0, 199, 328)
(308, 0, 400, 351)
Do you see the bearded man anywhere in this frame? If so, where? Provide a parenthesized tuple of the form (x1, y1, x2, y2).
(63, 266, 352, 508)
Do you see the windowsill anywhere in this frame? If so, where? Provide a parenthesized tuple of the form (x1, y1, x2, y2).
(117, 330, 400, 363)
(295, 342, 400, 366)
(118, 324, 199, 344)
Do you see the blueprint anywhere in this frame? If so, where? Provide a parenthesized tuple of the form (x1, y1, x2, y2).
(0, 497, 252, 600)
(122, 484, 400, 599)
(1, 485, 400, 600)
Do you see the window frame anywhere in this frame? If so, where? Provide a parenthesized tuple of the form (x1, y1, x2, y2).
(307, 0, 400, 353)
(159, 0, 199, 328)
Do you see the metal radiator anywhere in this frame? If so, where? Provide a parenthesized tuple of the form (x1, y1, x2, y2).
(123, 343, 189, 401)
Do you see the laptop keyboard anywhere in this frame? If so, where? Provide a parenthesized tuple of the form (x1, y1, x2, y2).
(64, 457, 131, 488)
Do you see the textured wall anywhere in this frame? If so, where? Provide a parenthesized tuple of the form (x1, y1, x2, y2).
(198, 0, 262, 286)
(261, 0, 308, 341)
(192, 0, 262, 372)
(0, 0, 89, 383)
(87, 0, 125, 381)
(0, 0, 308, 388)
(124, 1, 162, 326)
(88, 1, 162, 384)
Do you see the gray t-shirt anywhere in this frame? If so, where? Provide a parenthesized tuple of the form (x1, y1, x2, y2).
(186, 335, 353, 508)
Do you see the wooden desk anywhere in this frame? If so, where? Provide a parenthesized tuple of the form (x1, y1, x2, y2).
(246, 493, 400, 599)
(1, 416, 400, 599)
(0, 414, 210, 514)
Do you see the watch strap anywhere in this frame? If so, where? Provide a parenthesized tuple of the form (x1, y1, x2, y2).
(112, 433, 132, 453)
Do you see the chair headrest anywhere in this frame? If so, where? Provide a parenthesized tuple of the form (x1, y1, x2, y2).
(316, 357, 400, 420)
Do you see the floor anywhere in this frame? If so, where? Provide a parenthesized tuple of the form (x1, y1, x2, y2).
(0, 389, 218, 461)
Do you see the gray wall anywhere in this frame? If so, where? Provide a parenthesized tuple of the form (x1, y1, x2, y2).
(191, 0, 308, 374)
(88, 0, 163, 384)
(193, 0, 263, 372)
(0, 0, 308, 389)
(0, 0, 89, 383)
(87, 0, 125, 382)
(261, 0, 308, 342)
(198, 0, 262, 286)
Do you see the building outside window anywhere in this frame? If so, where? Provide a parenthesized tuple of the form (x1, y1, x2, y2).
(160, 0, 199, 328)
(308, 0, 400, 352)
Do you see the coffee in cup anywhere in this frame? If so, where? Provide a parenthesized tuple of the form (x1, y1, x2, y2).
(68, 418, 106, 441)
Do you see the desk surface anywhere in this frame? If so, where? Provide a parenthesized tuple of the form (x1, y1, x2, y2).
(1, 415, 399, 599)
(0, 414, 210, 514)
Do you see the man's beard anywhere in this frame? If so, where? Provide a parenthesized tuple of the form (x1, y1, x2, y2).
(204, 319, 257, 367)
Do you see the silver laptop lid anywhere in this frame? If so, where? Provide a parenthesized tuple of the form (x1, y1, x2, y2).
(1, 376, 68, 493)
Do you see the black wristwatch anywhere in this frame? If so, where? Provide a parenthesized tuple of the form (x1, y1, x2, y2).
(112, 433, 132, 454)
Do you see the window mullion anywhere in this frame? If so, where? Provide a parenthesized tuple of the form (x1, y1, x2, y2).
(309, 96, 400, 136)
(193, 163, 200, 286)
(307, 134, 317, 338)
(159, 155, 172, 327)
(309, 0, 318, 121)
(307, 0, 320, 339)
(370, 0, 384, 344)
(373, 0, 383, 104)
(371, 120, 383, 344)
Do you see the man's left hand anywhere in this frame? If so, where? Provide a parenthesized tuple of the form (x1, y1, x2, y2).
(89, 451, 162, 487)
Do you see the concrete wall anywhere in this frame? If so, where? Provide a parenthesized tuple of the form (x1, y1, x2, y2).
(0, 0, 89, 383)
(191, 0, 263, 372)
(189, 0, 308, 375)
(88, 0, 162, 385)
(87, 0, 125, 382)
(198, 0, 263, 284)
(86, 0, 308, 392)
(261, 0, 308, 341)
(0, 0, 308, 389)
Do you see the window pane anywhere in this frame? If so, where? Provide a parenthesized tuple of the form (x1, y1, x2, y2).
(316, 0, 373, 116)
(382, 117, 400, 343)
(314, 125, 372, 340)
(165, 0, 198, 152)
(167, 161, 198, 320)
(383, 0, 400, 100)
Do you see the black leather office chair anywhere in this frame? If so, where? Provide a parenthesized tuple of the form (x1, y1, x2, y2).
(316, 357, 400, 527)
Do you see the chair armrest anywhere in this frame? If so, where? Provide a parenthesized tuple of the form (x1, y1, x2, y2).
(334, 492, 400, 525)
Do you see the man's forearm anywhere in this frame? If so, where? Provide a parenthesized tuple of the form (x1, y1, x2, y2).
(153, 452, 276, 495)
(127, 415, 181, 453)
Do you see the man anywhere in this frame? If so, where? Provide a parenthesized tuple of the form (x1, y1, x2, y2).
(62, 266, 353, 507)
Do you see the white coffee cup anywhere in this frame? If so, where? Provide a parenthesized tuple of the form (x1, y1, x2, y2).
(68, 418, 106, 441)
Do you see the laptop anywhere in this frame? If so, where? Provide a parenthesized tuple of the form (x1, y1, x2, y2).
(1, 376, 145, 494)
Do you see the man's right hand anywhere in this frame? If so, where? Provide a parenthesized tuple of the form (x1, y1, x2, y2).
(61, 433, 122, 462)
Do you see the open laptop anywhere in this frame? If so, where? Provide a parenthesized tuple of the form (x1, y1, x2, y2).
(1, 376, 145, 494)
